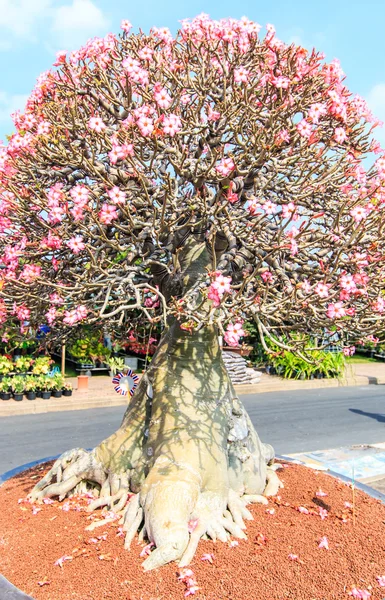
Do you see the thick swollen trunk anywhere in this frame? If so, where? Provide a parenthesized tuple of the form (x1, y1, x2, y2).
(30, 241, 281, 568)
(29, 321, 281, 568)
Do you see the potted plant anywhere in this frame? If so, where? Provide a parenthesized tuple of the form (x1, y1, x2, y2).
(62, 381, 73, 397)
(31, 356, 53, 376)
(105, 356, 125, 377)
(51, 373, 65, 397)
(14, 356, 32, 376)
(40, 376, 53, 399)
(0, 356, 14, 380)
(0, 377, 12, 400)
(11, 375, 25, 401)
(24, 376, 37, 400)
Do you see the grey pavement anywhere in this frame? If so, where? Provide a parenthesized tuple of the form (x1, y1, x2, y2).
(0, 385, 384, 474)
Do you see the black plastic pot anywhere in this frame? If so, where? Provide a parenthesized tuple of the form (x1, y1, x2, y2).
(26, 392, 36, 401)
(13, 393, 24, 401)
(41, 391, 51, 400)
(52, 390, 62, 398)
(36, 390, 42, 398)
(316, 371, 324, 379)
(62, 389, 72, 397)
(1, 392, 11, 401)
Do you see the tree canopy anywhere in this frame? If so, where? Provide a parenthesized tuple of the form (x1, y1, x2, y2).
(0, 14, 385, 351)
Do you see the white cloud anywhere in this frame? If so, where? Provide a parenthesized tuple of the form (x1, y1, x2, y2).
(0, 0, 52, 38)
(51, 0, 110, 49)
(0, 0, 109, 51)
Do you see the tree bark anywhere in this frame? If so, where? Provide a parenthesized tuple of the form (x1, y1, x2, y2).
(29, 320, 280, 568)
(29, 240, 281, 568)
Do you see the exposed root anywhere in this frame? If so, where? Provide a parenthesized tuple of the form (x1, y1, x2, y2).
(264, 467, 285, 497)
(28, 448, 107, 502)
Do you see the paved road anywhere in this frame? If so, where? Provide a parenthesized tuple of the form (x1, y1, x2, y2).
(0, 385, 384, 474)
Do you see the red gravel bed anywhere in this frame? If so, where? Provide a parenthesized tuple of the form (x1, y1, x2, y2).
(1, 462, 385, 600)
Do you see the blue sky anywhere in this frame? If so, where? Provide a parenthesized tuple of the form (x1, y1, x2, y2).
(0, 0, 385, 143)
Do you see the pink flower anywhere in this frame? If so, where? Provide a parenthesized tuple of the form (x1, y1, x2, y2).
(281, 203, 297, 219)
(376, 575, 385, 587)
(334, 127, 347, 143)
(297, 119, 312, 138)
(70, 184, 89, 204)
(21, 264, 41, 283)
(107, 186, 126, 204)
(340, 274, 357, 292)
(140, 542, 154, 557)
(316, 489, 328, 497)
(207, 286, 221, 307)
(315, 282, 329, 298)
(308, 103, 327, 124)
(344, 501, 353, 509)
(137, 116, 154, 137)
(288, 553, 300, 561)
(318, 536, 329, 550)
(37, 121, 51, 135)
(162, 114, 181, 137)
(262, 200, 277, 214)
(211, 274, 232, 296)
(216, 157, 235, 177)
(229, 540, 239, 547)
(67, 236, 85, 254)
(54, 555, 72, 568)
(54, 51, 67, 66)
(300, 280, 311, 294)
(45, 307, 57, 325)
(261, 270, 273, 284)
(88, 117, 106, 133)
(32, 506, 41, 515)
(99, 203, 118, 225)
(327, 302, 346, 319)
(343, 346, 356, 356)
(154, 87, 172, 109)
(187, 518, 199, 533)
(350, 206, 368, 222)
(319, 507, 328, 520)
(265, 508, 275, 515)
(372, 297, 385, 313)
(224, 322, 245, 347)
(234, 67, 250, 83)
(139, 46, 153, 61)
(121, 19, 132, 32)
(297, 506, 309, 514)
(275, 129, 290, 145)
(349, 588, 371, 599)
(201, 553, 214, 563)
(207, 106, 221, 121)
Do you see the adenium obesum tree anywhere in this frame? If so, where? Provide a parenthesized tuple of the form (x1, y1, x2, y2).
(1, 14, 385, 569)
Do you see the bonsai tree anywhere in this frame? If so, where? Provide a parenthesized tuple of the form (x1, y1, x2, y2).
(0, 15, 385, 570)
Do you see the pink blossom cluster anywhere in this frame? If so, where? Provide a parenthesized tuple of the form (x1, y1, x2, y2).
(63, 306, 88, 326)
(108, 135, 134, 165)
(178, 568, 200, 597)
(207, 273, 232, 306)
